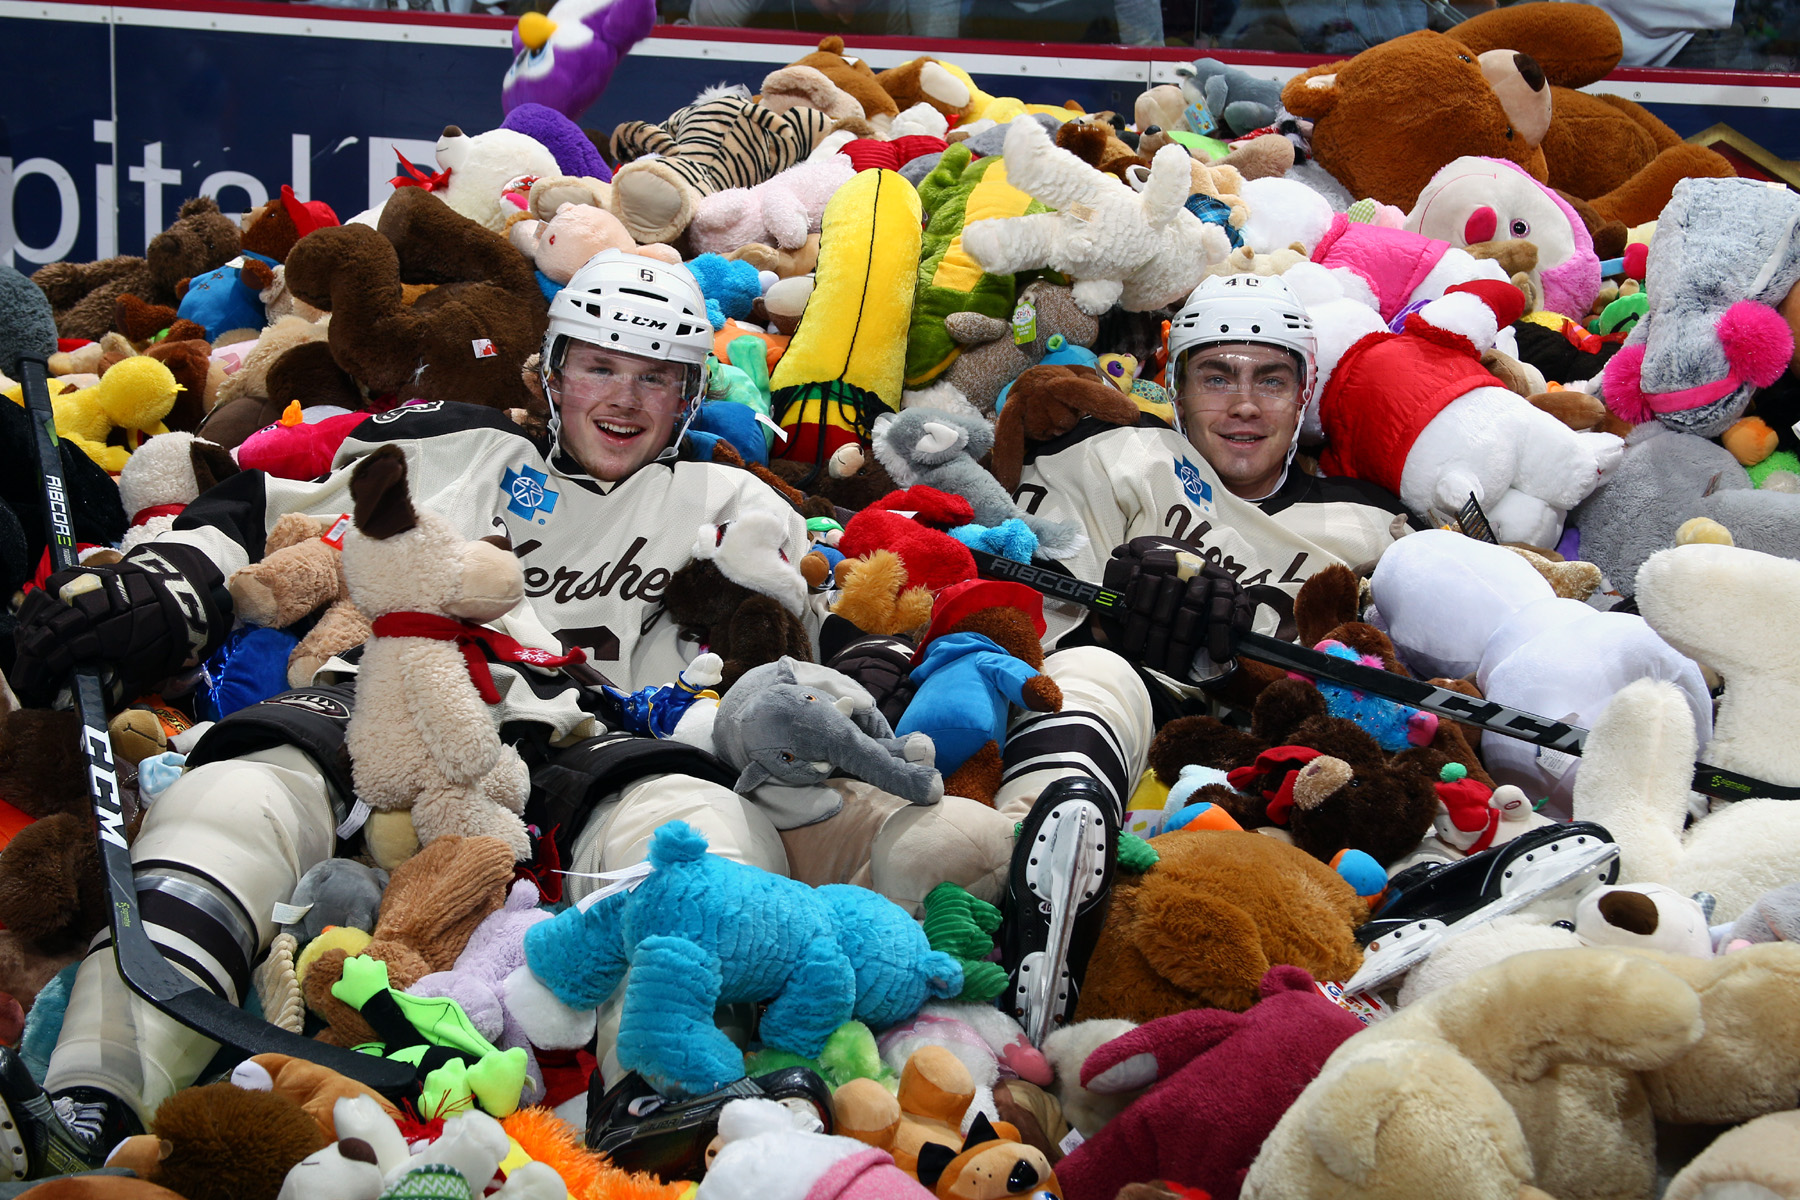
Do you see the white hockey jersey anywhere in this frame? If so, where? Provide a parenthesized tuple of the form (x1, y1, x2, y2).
(160, 402, 811, 734)
(1011, 418, 1406, 648)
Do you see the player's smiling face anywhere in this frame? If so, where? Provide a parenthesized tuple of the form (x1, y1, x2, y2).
(1178, 342, 1302, 499)
(555, 343, 688, 483)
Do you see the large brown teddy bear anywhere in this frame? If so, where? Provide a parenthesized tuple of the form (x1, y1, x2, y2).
(282, 188, 549, 417)
(33, 197, 242, 341)
(1073, 827, 1367, 1022)
(1282, 4, 1732, 227)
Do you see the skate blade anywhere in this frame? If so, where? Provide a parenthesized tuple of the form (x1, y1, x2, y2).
(1013, 799, 1109, 1047)
(1343, 835, 1619, 995)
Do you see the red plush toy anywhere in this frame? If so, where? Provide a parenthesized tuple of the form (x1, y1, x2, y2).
(1056, 966, 1366, 1200)
(838, 486, 979, 593)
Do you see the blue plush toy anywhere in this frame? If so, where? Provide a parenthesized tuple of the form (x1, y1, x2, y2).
(684, 253, 761, 331)
(994, 334, 1100, 412)
(522, 821, 962, 1097)
(176, 250, 280, 341)
(948, 518, 1038, 563)
(1294, 640, 1438, 752)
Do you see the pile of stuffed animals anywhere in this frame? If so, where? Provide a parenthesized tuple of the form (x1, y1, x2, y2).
(4, 2, 1800, 1198)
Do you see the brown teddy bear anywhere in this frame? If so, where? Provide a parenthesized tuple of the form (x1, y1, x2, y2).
(282, 187, 549, 416)
(663, 507, 815, 693)
(1148, 678, 1444, 869)
(0, 705, 112, 957)
(228, 512, 373, 689)
(1281, 4, 1733, 227)
(785, 37, 899, 122)
(100, 1081, 325, 1200)
(1450, 4, 1736, 227)
(197, 316, 357, 451)
(33, 196, 242, 341)
(1074, 827, 1368, 1021)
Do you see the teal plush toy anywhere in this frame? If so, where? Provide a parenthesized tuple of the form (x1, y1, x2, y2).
(686, 253, 761, 330)
(522, 821, 963, 1098)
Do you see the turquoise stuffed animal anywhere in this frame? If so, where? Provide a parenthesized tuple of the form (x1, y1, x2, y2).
(522, 821, 963, 1097)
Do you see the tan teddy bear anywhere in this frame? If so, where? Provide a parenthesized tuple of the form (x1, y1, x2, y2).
(1244, 944, 1800, 1200)
(227, 511, 373, 689)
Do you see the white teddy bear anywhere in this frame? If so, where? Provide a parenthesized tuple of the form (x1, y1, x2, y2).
(1283, 261, 1623, 546)
(961, 116, 1230, 316)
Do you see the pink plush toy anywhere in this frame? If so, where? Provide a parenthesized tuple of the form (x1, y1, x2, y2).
(236, 408, 371, 480)
(688, 155, 856, 258)
(508, 202, 681, 283)
(1056, 965, 1366, 1200)
(1406, 155, 1602, 321)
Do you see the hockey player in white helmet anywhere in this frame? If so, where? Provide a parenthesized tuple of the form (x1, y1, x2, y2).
(539, 249, 713, 483)
(1166, 273, 1318, 502)
(1004, 274, 1415, 701)
(6, 248, 1159, 1166)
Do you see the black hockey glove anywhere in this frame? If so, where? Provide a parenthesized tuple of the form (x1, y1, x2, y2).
(1100, 537, 1255, 682)
(12, 543, 231, 708)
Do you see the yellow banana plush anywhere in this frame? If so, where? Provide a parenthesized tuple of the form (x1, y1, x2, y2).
(770, 169, 922, 478)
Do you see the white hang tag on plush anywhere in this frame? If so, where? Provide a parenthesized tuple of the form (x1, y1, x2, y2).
(565, 861, 656, 911)
(336, 798, 372, 839)
(271, 901, 314, 925)
(1065, 201, 1098, 224)
(1058, 1128, 1086, 1155)
(756, 412, 789, 442)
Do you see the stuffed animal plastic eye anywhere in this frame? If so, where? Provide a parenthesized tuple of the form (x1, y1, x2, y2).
(1510, 218, 1531, 238)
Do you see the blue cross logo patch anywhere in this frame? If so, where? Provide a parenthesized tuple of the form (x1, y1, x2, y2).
(502, 464, 560, 524)
(1175, 456, 1213, 507)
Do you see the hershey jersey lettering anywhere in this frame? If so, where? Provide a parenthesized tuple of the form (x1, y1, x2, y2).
(522, 537, 672, 606)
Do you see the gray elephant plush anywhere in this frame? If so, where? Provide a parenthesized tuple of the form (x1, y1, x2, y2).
(1173, 58, 1282, 139)
(871, 406, 1085, 560)
(713, 658, 944, 810)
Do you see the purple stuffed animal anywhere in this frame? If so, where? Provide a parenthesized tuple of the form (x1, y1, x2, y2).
(407, 878, 567, 1106)
(501, 0, 657, 121)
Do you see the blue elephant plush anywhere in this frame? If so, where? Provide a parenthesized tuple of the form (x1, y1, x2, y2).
(522, 820, 962, 1097)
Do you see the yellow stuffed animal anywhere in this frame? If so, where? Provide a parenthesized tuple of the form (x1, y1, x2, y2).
(5, 356, 182, 473)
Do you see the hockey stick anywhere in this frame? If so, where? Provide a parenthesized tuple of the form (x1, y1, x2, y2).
(969, 548, 1800, 804)
(20, 358, 415, 1096)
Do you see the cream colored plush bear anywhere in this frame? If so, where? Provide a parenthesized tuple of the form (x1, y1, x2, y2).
(1245, 944, 1800, 1200)
(961, 117, 1230, 316)
(1572, 543, 1800, 922)
(340, 445, 538, 863)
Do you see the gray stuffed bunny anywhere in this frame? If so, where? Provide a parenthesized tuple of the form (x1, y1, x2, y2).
(713, 658, 943, 814)
(871, 406, 1086, 560)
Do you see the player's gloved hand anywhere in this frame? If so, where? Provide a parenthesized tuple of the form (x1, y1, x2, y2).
(12, 545, 230, 708)
(1099, 537, 1255, 682)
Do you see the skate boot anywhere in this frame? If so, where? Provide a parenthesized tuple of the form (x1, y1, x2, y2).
(1001, 777, 1119, 1048)
(586, 1064, 831, 1181)
(0, 1048, 142, 1180)
(1343, 820, 1619, 994)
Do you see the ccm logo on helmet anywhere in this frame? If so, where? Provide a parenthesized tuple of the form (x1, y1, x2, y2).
(612, 311, 668, 331)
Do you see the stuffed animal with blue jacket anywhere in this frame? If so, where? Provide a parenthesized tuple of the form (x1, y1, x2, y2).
(895, 580, 1062, 806)
(521, 820, 964, 1098)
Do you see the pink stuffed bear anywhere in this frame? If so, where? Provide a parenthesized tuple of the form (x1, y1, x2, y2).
(687, 155, 855, 258)
(508, 202, 681, 283)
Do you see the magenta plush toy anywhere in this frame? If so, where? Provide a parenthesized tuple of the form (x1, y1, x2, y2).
(1055, 965, 1366, 1200)
(500, 0, 656, 121)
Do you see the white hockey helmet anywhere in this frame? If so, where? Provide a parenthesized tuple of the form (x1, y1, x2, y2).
(1166, 273, 1318, 433)
(541, 249, 714, 463)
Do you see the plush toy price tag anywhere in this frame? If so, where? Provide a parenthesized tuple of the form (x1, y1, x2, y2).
(1315, 980, 1393, 1024)
(319, 513, 352, 550)
(1058, 1128, 1086, 1155)
(1182, 102, 1218, 136)
(1012, 297, 1037, 345)
(472, 337, 498, 359)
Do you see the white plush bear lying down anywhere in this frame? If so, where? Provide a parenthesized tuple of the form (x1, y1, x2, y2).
(1285, 262, 1623, 547)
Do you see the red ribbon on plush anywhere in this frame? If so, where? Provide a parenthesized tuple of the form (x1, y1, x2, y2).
(369, 612, 587, 704)
(130, 503, 187, 528)
(1227, 745, 1322, 827)
(390, 149, 451, 193)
